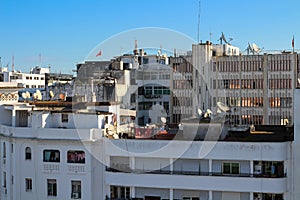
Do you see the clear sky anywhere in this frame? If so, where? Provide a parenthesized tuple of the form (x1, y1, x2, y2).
(0, 0, 299, 73)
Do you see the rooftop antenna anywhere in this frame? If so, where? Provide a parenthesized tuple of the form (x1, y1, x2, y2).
(197, 0, 201, 43)
(218, 32, 233, 45)
(12, 55, 14, 72)
(133, 39, 138, 56)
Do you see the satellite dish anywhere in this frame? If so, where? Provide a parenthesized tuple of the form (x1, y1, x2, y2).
(161, 117, 167, 124)
(206, 109, 212, 115)
(197, 108, 203, 116)
(21, 92, 27, 99)
(49, 90, 54, 99)
(252, 43, 261, 53)
(25, 91, 30, 99)
(217, 102, 230, 112)
(36, 90, 42, 100)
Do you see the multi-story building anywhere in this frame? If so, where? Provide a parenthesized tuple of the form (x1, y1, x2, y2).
(0, 67, 46, 89)
(171, 42, 299, 125)
(1, 83, 300, 199)
(74, 47, 171, 126)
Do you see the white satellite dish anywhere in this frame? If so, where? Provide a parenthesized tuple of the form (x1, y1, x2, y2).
(36, 90, 42, 100)
(206, 109, 212, 115)
(197, 108, 203, 116)
(252, 43, 261, 53)
(49, 90, 54, 99)
(161, 117, 167, 124)
(217, 102, 230, 112)
(21, 92, 27, 99)
(25, 91, 30, 99)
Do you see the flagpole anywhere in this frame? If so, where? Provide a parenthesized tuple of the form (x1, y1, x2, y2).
(292, 35, 295, 53)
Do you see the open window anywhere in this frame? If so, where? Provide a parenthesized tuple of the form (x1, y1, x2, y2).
(43, 150, 60, 162)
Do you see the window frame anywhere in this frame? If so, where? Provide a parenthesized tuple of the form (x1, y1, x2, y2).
(67, 150, 85, 164)
(47, 179, 57, 197)
(222, 162, 240, 175)
(43, 149, 60, 163)
(71, 180, 81, 199)
(25, 178, 32, 192)
(61, 113, 68, 123)
(25, 147, 32, 160)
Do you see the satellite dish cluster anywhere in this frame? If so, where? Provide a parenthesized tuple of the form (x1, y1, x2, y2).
(197, 102, 230, 119)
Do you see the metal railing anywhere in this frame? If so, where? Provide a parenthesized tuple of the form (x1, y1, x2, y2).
(106, 167, 286, 178)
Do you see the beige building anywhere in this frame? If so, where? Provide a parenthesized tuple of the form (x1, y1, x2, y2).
(171, 42, 299, 125)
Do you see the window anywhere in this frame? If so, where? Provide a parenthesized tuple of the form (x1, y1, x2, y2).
(3, 172, 6, 188)
(3, 142, 6, 158)
(223, 162, 240, 174)
(47, 179, 57, 196)
(110, 186, 130, 199)
(25, 147, 32, 160)
(67, 151, 85, 164)
(25, 178, 32, 192)
(61, 113, 68, 123)
(71, 181, 81, 199)
(43, 150, 60, 162)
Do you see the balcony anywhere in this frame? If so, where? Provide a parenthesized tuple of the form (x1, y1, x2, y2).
(105, 168, 287, 193)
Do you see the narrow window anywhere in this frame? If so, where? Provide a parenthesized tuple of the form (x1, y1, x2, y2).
(3, 142, 6, 158)
(47, 179, 57, 197)
(25, 178, 32, 192)
(71, 180, 81, 199)
(25, 147, 32, 160)
(61, 113, 68, 123)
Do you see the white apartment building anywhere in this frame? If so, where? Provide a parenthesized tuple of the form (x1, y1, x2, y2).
(0, 67, 46, 89)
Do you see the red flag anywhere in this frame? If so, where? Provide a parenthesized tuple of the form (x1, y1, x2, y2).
(96, 50, 102, 57)
(292, 35, 294, 49)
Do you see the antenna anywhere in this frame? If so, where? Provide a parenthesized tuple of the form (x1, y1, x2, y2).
(197, 0, 201, 43)
(218, 32, 233, 45)
(12, 55, 14, 72)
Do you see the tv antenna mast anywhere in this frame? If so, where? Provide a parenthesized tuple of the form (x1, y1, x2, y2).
(218, 32, 233, 45)
(197, 0, 201, 43)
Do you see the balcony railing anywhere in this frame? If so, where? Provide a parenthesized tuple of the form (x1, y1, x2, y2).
(105, 167, 286, 178)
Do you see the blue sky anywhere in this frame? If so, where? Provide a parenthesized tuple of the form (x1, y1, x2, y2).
(0, 0, 299, 73)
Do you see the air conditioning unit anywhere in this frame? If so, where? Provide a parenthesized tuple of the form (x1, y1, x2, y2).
(4, 188, 7, 195)
(2, 158, 6, 165)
